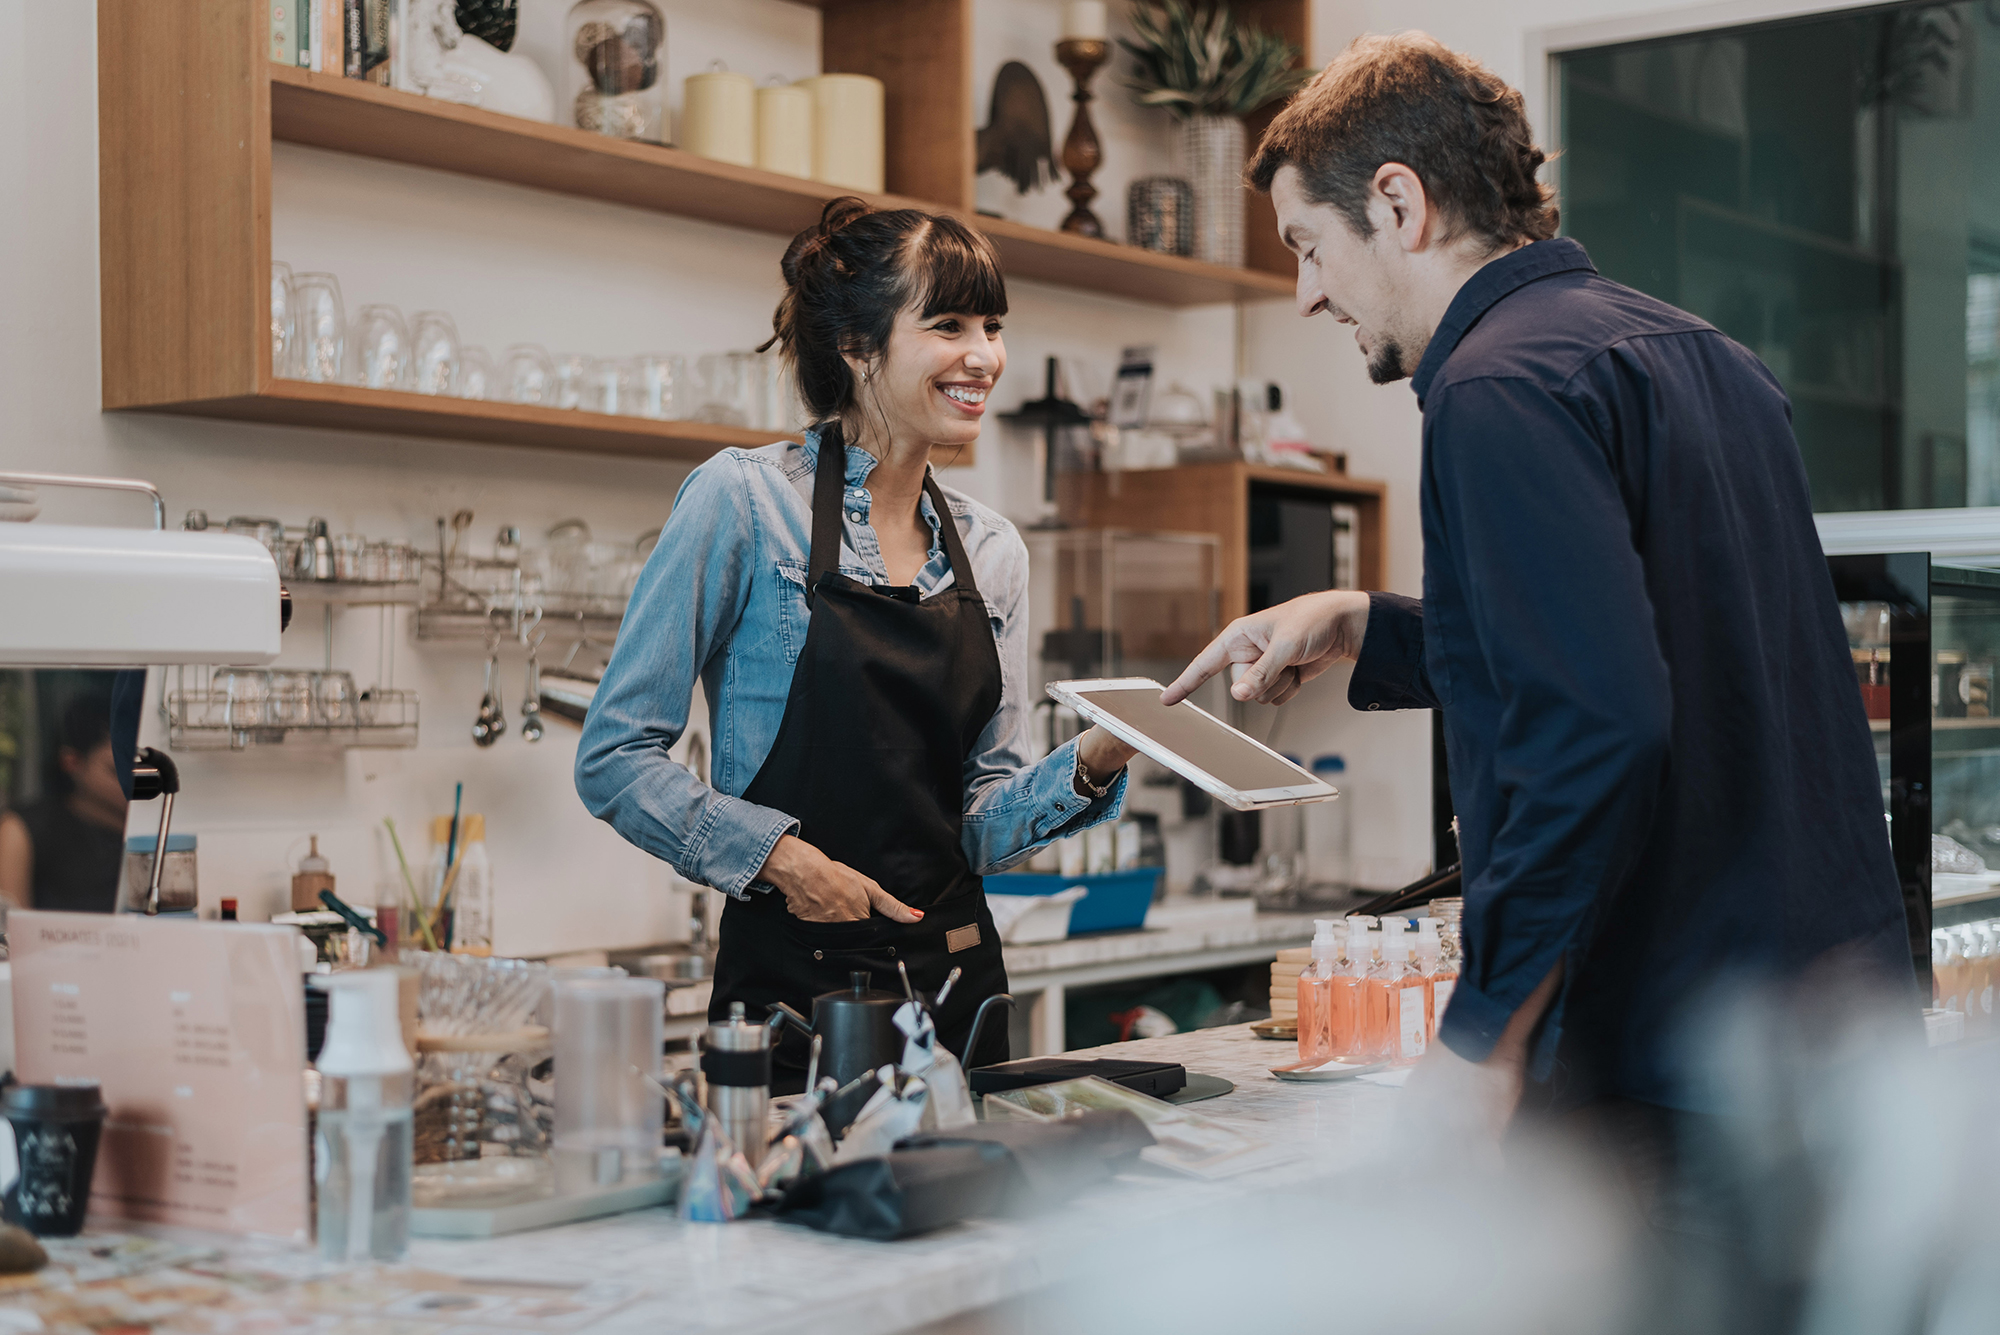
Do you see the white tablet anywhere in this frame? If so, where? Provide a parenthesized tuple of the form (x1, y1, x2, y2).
(1047, 677, 1338, 812)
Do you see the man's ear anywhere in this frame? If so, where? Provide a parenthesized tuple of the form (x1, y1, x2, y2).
(1372, 162, 1432, 252)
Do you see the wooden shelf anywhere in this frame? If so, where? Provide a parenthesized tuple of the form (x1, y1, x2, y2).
(144, 378, 783, 461)
(266, 67, 1293, 308)
(98, 0, 1303, 465)
(1061, 461, 1388, 623)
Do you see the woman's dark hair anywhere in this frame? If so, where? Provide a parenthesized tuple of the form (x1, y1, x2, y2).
(765, 197, 1008, 425)
(45, 692, 112, 798)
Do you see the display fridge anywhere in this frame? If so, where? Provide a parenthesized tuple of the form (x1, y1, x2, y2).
(1829, 553, 2000, 1000)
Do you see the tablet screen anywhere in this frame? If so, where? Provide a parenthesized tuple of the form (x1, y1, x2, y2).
(1069, 685, 1310, 792)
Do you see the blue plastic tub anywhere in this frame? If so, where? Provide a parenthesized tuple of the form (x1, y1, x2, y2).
(986, 868, 1160, 935)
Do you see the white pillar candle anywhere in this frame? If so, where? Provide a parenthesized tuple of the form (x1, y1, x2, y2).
(1062, 1, 1108, 41)
(681, 69, 756, 167)
(755, 82, 813, 179)
(802, 73, 885, 194)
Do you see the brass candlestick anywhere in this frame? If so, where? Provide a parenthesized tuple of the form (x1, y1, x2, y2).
(1055, 37, 1110, 238)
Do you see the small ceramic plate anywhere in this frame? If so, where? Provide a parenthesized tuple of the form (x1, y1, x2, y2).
(1269, 1057, 1386, 1082)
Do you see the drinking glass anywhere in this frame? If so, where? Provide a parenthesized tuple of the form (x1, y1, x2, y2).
(503, 344, 555, 405)
(291, 272, 345, 383)
(582, 358, 632, 415)
(456, 346, 499, 401)
(315, 670, 358, 726)
(225, 516, 285, 568)
(553, 353, 592, 410)
(409, 310, 460, 396)
(268, 671, 316, 728)
(331, 534, 368, 582)
(348, 304, 411, 389)
(694, 353, 751, 426)
(214, 667, 269, 733)
(629, 354, 678, 419)
(752, 349, 795, 432)
(271, 261, 295, 376)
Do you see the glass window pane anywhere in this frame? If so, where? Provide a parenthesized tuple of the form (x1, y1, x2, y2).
(1558, 2, 2000, 513)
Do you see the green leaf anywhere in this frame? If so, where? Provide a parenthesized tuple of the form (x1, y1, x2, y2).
(1119, 0, 1314, 118)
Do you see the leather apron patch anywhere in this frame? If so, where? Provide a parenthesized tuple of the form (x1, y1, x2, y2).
(946, 923, 981, 953)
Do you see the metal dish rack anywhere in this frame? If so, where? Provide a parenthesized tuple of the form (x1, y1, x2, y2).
(414, 553, 630, 646)
(159, 576, 422, 751)
(160, 670, 420, 750)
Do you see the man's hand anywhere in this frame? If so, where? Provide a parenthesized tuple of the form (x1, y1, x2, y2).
(1407, 961, 1564, 1147)
(1161, 590, 1371, 707)
(756, 834, 923, 924)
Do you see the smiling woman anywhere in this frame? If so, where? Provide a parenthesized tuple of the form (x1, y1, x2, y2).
(574, 198, 1139, 1089)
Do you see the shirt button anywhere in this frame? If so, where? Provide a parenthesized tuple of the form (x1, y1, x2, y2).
(848, 511, 863, 523)
(1367, 702, 1381, 711)
(813, 950, 824, 961)
(886, 947, 897, 958)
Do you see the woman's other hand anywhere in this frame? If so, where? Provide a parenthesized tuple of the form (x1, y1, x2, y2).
(757, 834, 923, 923)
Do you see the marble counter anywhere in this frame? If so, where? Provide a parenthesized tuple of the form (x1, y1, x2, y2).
(11, 1027, 1405, 1335)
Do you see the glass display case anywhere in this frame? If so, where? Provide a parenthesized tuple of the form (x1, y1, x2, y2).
(1831, 553, 2000, 997)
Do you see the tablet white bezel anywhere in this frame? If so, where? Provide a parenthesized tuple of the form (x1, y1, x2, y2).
(1047, 677, 1339, 812)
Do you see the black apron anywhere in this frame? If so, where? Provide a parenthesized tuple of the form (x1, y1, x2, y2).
(711, 425, 1011, 1089)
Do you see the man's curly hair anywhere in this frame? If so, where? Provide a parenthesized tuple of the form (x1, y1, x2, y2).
(1248, 33, 1557, 252)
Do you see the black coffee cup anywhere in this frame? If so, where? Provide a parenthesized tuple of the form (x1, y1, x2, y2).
(1, 1083, 108, 1237)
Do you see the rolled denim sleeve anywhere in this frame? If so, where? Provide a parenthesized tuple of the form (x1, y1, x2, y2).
(574, 455, 799, 898)
(959, 523, 1125, 873)
(1347, 593, 1438, 712)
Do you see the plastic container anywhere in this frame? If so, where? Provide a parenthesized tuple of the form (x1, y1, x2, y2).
(987, 868, 1159, 935)
(120, 833, 197, 914)
(552, 978, 664, 1194)
(1305, 755, 1351, 897)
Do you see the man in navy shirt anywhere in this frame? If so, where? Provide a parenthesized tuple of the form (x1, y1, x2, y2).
(1166, 34, 1911, 1130)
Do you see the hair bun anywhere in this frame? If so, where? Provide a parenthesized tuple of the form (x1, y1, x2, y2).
(780, 196, 873, 287)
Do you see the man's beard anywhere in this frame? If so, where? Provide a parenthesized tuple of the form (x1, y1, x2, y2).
(1366, 336, 1410, 385)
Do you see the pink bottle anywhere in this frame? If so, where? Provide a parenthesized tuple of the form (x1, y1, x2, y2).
(1296, 919, 1340, 1064)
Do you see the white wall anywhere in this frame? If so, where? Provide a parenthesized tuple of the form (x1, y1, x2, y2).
(6, 0, 1382, 957)
(20, 0, 1773, 945)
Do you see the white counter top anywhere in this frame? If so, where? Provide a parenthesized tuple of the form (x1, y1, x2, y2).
(16, 1026, 1404, 1335)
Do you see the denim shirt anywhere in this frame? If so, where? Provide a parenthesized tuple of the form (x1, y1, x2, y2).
(575, 428, 1126, 898)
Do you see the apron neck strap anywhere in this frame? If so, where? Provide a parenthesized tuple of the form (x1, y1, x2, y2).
(807, 422, 983, 600)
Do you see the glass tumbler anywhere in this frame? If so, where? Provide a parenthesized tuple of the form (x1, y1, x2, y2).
(215, 667, 270, 733)
(271, 261, 295, 375)
(456, 345, 499, 400)
(331, 533, 368, 582)
(629, 355, 678, 419)
(410, 310, 460, 396)
(315, 670, 358, 726)
(503, 344, 555, 405)
(268, 670, 316, 729)
(224, 516, 285, 568)
(552, 353, 592, 410)
(292, 272, 345, 383)
(349, 304, 411, 390)
(693, 352, 751, 426)
(582, 357, 632, 415)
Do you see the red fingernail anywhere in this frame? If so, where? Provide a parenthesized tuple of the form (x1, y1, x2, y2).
(913, 910, 924, 919)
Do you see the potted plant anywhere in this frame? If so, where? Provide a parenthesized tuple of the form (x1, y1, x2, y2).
(1121, 1, 1311, 266)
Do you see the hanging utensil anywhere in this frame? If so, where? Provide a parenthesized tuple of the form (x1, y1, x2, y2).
(520, 621, 546, 743)
(472, 639, 506, 746)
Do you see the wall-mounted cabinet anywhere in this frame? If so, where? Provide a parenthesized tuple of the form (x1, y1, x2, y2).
(1060, 462, 1386, 624)
(99, 0, 1307, 463)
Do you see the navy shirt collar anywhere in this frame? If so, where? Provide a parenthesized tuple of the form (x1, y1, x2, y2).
(1409, 238, 1597, 406)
